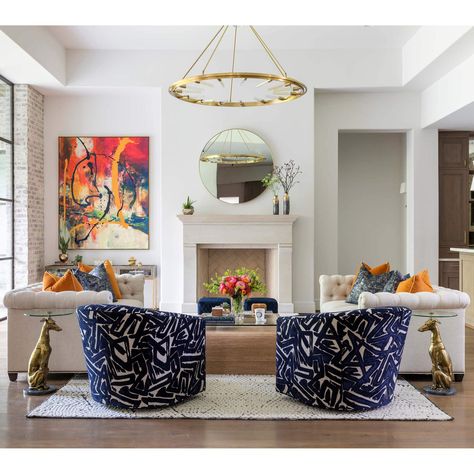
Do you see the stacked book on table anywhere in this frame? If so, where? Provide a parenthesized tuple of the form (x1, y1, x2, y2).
(201, 314, 235, 325)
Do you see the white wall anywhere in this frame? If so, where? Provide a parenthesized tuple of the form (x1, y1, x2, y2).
(43, 86, 315, 312)
(43, 88, 161, 274)
(160, 89, 316, 313)
(315, 92, 438, 306)
(338, 132, 406, 274)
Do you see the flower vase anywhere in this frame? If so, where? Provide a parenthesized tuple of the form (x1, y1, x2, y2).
(231, 296, 244, 319)
(272, 195, 280, 215)
(283, 193, 290, 215)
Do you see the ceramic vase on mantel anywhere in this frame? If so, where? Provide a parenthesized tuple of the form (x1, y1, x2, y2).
(272, 195, 280, 215)
(283, 193, 290, 215)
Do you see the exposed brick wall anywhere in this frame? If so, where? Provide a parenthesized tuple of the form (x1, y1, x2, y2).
(14, 85, 44, 287)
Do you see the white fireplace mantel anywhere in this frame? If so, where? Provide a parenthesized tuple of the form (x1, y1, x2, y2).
(177, 214, 298, 313)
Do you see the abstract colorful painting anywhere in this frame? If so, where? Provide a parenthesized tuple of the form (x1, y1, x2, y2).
(59, 137, 149, 249)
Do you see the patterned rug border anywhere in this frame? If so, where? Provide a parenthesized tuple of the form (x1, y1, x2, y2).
(27, 375, 453, 421)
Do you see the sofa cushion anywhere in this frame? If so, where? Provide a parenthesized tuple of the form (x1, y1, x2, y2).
(78, 263, 94, 272)
(73, 269, 109, 293)
(90, 263, 117, 302)
(48, 270, 83, 292)
(397, 269, 433, 293)
(346, 267, 394, 304)
(350, 261, 390, 290)
(383, 271, 409, 293)
(104, 260, 123, 300)
(42, 272, 59, 291)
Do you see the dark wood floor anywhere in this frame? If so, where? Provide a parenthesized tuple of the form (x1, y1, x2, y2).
(1, 320, 474, 448)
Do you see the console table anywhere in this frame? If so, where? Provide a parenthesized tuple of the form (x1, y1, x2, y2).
(45, 264, 158, 308)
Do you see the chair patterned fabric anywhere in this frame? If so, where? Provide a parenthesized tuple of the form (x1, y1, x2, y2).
(276, 306, 412, 411)
(243, 297, 278, 313)
(76, 304, 206, 409)
(197, 297, 231, 314)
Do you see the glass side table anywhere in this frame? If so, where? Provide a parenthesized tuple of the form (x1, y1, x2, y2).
(413, 310, 457, 396)
(23, 310, 72, 396)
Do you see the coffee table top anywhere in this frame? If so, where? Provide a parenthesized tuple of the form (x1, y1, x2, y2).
(412, 310, 457, 319)
(25, 310, 73, 318)
(203, 312, 299, 327)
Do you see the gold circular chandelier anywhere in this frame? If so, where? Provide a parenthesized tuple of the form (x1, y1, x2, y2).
(169, 26, 307, 107)
(200, 129, 267, 164)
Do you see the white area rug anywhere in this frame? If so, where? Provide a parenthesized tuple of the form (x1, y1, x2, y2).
(27, 375, 451, 421)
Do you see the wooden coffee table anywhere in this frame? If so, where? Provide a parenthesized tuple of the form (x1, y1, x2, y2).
(205, 312, 285, 375)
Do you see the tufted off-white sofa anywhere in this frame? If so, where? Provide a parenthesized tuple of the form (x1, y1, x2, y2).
(319, 274, 470, 377)
(3, 273, 145, 380)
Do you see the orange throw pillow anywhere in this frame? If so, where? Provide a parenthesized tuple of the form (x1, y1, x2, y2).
(351, 261, 390, 289)
(396, 269, 433, 293)
(78, 263, 94, 273)
(48, 270, 83, 292)
(104, 260, 122, 300)
(364, 262, 390, 275)
(43, 272, 60, 291)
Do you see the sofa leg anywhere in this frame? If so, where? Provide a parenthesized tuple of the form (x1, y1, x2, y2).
(8, 372, 18, 382)
(454, 373, 464, 382)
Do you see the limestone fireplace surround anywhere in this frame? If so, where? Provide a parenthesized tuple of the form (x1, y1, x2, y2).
(177, 215, 297, 313)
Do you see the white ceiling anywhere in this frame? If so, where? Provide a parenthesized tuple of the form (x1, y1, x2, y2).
(47, 25, 419, 51)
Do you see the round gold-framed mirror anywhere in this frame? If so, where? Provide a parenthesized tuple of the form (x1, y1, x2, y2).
(199, 129, 273, 204)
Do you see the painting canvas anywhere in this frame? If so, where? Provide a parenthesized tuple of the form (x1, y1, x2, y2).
(59, 136, 149, 249)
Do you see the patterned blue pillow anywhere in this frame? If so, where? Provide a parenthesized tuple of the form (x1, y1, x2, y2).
(383, 272, 411, 293)
(72, 269, 109, 293)
(89, 263, 117, 302)
(346, 266, 393, 304)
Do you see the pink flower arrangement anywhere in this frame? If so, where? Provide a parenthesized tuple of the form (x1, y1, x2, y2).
(218, 275, 252, 298)
(204, 267, 266, 300)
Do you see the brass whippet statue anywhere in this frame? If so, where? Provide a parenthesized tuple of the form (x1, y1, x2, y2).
(418, 318, 454, 391)
(27, 317, 62, 392)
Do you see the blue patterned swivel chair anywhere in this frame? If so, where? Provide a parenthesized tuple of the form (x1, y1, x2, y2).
(76, 304, 206, 409)
(197, 297, 231, 314)
(276, 306, 412, 411)
(243, 297, 278, 313)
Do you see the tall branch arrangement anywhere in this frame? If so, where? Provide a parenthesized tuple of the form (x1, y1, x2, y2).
(274, 160, 302, 194)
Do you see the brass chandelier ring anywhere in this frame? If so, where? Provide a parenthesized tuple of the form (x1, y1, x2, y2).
(169, 72, 307, 107)
(200, 152, 266, 164)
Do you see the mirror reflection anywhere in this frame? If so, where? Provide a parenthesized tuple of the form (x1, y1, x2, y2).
(199, 129, 273, 204)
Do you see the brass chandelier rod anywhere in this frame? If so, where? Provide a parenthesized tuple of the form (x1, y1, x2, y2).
(183, 25, 289, 79)
(249, 25, 287, 77)
(202, 25, 228, 74)
(229, 26, 238, 102)
(182, 25, 225, 78)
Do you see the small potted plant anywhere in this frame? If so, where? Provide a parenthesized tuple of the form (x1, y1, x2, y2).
(262, 172, 281, 215)
(274, 160, 302, 215)
(58, 235, 70, 263)
(182, 196, 196, 215)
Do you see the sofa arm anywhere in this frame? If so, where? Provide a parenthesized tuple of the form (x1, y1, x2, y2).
(358, 286, 470, 310)
(3, 287, 112, 310)
(319, 274, 354, 306)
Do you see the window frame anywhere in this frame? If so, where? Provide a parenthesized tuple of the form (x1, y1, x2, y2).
(0, 74, 14, 290)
